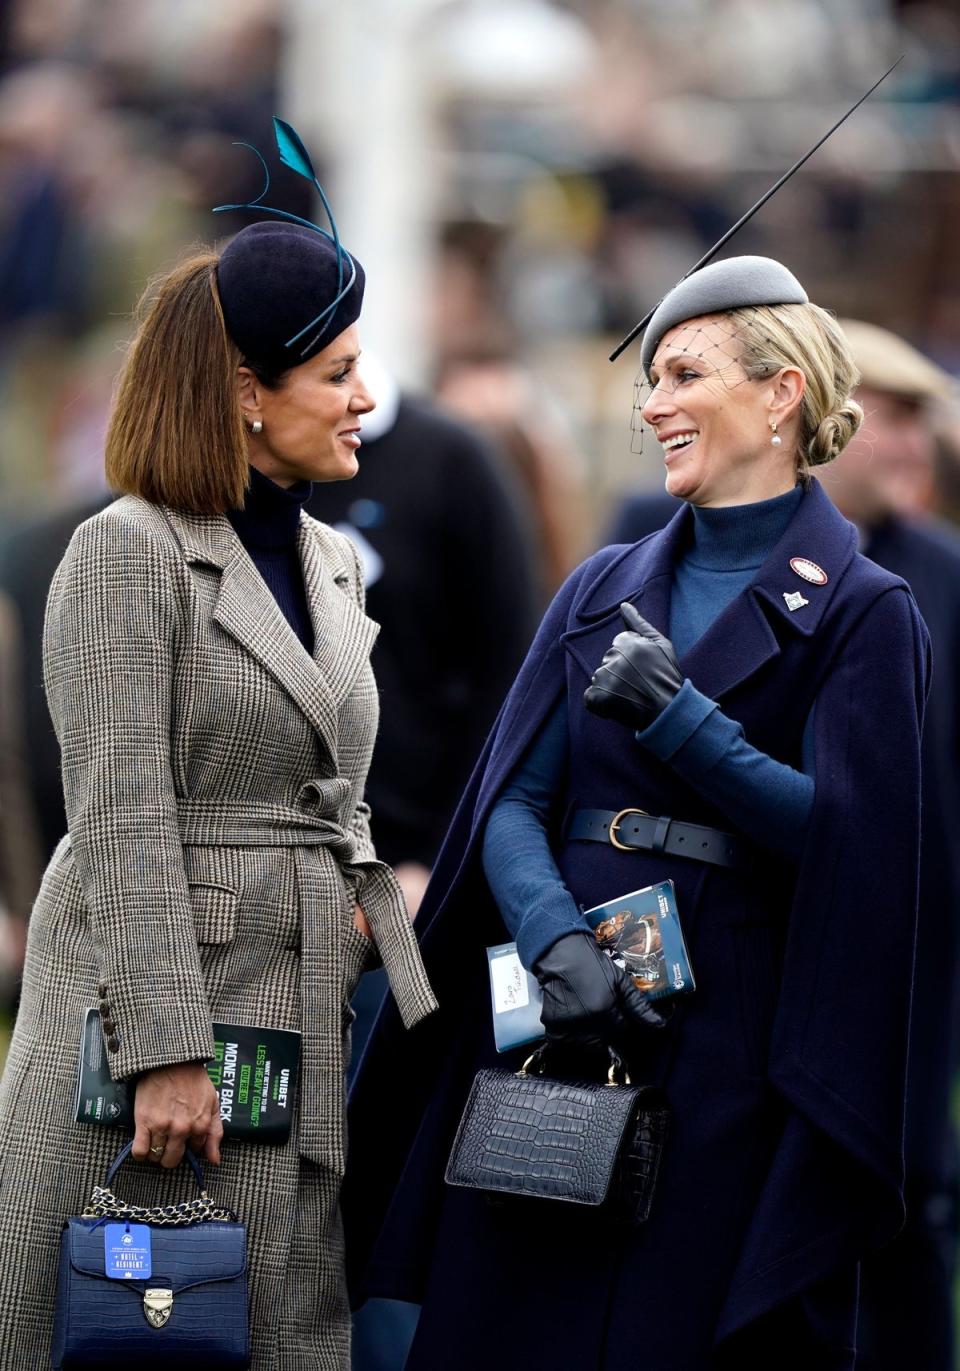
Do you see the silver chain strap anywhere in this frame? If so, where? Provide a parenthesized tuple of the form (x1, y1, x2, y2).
(82, 1183, 237, 1227)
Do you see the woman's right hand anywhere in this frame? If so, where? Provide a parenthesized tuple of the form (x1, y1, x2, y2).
(132, 1061, 223, 1170)
(533, 933, 669, 1053)
(584, 603, 684, 731)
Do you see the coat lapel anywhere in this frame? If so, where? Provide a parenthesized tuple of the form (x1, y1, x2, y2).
(677, 585, 781, 699)
(680, 480, 857, 699)
(561, 480, 857, 701)
(299, 519, 379, 705)
(560, 505, 689, 683)
(162, 508, 377, 760)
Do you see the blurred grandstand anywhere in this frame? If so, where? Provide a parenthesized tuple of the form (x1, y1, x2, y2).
(0, 0, 955, 534)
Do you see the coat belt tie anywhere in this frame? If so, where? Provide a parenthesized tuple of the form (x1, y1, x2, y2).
(175, 791, 437, 1169)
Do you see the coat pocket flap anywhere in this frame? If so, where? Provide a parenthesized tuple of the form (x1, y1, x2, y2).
(182, 847, 240, 944)
(187, 882, 239, 945)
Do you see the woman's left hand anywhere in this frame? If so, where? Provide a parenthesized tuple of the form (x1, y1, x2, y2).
(133, 1061, 223, 1169)
(584, 602, 683, 731)
(392, 862, 430, 921)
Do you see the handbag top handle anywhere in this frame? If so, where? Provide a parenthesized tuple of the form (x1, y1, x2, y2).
(86, 1141, 238, 1226)
(104, 1140, 206, 1192)
(521, 1043, 631, 1086)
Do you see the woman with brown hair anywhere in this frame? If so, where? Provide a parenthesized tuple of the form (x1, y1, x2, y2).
(0, 125, 435, 1368)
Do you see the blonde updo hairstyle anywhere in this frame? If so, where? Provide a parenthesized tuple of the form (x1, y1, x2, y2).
(726, 301, 863, 475)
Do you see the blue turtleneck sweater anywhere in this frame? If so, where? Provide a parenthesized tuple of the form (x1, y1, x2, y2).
(670, 484, 803, 655)
(483, 487, 816, 968)
(227, 467, 315, 653)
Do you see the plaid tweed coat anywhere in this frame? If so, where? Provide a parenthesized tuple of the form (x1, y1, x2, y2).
(0, 495, 436, 1368)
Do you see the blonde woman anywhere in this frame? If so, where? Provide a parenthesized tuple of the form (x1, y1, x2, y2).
(348, 258, 929, 1371)
(0, 165, 435, 1366)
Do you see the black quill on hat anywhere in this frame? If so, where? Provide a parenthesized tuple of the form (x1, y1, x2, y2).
(609, 57, 904, 364)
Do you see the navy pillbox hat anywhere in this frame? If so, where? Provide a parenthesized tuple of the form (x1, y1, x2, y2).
(217, 221, 365, 373)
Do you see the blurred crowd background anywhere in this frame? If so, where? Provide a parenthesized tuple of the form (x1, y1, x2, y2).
(1, 0, 960, 1363)
(0, 0, 959, 523)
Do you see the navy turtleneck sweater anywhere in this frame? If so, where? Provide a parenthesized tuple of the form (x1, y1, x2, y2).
(227, 467, 315, 654)
(482, 486, 817, 968)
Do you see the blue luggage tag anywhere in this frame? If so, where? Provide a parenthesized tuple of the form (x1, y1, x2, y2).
(104, 1222, 152, 1280)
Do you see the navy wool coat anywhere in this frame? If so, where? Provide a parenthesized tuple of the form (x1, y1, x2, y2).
(345, 479, 930, 1370)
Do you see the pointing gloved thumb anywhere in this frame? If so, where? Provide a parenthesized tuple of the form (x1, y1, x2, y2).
(620, 602, 660, 638)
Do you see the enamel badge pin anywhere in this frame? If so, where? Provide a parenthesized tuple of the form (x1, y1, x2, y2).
(789, 557, 828, 586)
(783, 591, 809, 612)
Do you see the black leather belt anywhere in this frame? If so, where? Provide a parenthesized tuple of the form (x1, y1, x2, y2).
(567, 808, 752, 872)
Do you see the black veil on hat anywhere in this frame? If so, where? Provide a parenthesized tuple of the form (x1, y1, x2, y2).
(214, 118, 365, 373)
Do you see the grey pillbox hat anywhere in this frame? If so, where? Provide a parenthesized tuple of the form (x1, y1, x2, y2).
(640, 255, 808, 377)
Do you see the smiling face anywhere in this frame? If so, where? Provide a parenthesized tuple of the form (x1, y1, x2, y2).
(237, 323, 374, 487)
(641, 314, 800, 507)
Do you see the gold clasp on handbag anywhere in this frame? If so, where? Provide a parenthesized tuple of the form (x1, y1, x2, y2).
(143, 1286, 173, 1329)
(606, 1058, 632, 1087)
(518, 1047, 631, 1087)
(608, 807, 649, 852)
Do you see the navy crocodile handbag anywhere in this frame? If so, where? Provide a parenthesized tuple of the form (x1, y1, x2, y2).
(51, 1141, 249, 1369)
(445, 1046, 669, 1224)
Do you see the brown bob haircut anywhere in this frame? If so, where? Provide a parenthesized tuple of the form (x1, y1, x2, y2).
(105, 250, 251, 514)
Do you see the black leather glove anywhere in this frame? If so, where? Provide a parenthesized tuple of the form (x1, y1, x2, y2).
(533, 932, 669, 1054)
(583, 602, 684, 731)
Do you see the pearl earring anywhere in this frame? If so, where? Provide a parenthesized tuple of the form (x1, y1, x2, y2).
(251, 419, 263, 436)
(770, 420, 782, 447)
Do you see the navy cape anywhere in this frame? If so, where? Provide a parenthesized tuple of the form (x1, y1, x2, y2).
(345, 478, 930, 1358)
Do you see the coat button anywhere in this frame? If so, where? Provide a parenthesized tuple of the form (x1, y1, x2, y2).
(106, 1036, 120, 1053)
(99, 1002, 111, 1017)
(102, 1019, 116, 1035)
(97, 983, 108, 998)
